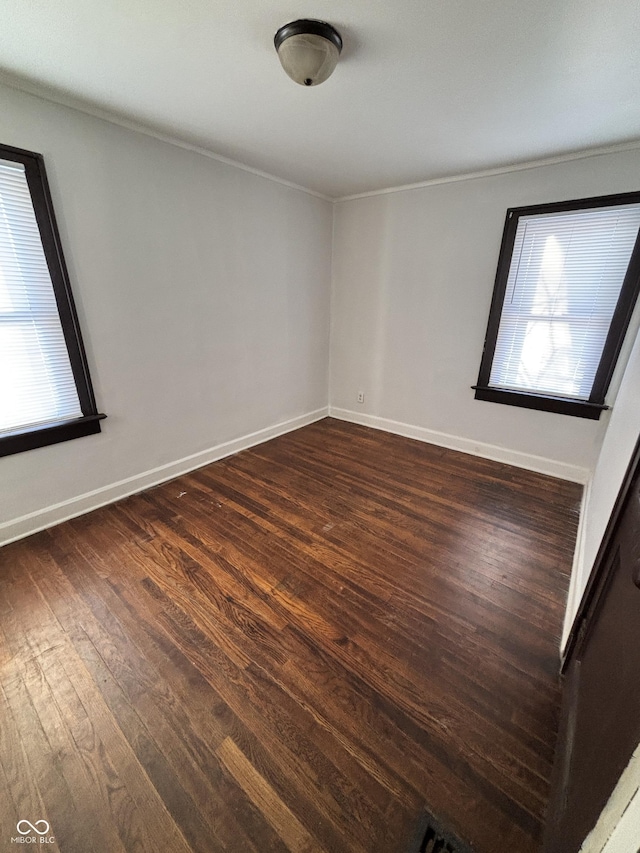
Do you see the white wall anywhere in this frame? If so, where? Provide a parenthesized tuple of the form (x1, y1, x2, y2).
(330, 149, 640, 480)
(0, 85, 332, 543)
(562, 318, 640, 645)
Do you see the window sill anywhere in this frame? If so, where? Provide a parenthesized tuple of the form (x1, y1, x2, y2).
(0, 413, 107, 457)
(472, 386, 608, 420)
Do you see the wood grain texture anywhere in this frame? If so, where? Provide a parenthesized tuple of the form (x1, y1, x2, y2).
(0, 418, 581, 852)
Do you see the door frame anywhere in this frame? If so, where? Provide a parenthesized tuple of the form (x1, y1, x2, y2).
(561, 432, 640, 669)
(545, 430, 640, 851)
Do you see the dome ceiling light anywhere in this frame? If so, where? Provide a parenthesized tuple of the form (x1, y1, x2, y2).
(274, 19, 343, 87)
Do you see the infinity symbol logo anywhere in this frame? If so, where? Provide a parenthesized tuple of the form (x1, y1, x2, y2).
(17, 820, 50, 835)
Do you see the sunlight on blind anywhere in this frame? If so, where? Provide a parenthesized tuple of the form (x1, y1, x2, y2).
(0, 158, 82, 433)
(489, 204, 640, 400)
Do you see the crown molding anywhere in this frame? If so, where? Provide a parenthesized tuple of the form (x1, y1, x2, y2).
(335, 139, 640, 203)
(0, 71, 333, 202)
(2, 70, 640, 205)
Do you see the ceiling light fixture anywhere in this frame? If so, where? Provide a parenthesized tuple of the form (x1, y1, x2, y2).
(274, 19, 342, 87)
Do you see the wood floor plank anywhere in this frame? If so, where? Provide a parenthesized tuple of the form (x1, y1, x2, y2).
(137, 577, 392, 851)
(3, 549, 194, 853)
(49, 518, 372, 852)
(39, 527, 277, 853)
(129, 482, 552, 814)
(0, 418, 581, 852)
(0, 676, 51, 847)
(0, 557, 101, 853)
(216, 737, 326, 853)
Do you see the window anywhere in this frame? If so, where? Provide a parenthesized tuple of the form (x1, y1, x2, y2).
(0, 143, 104, 456)
(474, 192, 640, 419)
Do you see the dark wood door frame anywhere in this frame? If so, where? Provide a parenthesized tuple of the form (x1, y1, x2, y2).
(545, 429, 640, 851)
(561, 431, 640, 669)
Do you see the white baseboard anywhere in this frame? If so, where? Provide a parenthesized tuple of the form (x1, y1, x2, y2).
(0, 407, 328, 547)
(328, 407, 590, 484)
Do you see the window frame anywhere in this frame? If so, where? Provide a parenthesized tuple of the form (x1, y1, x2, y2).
(0, 143, 105, 457)
(474, 191, 640, 420)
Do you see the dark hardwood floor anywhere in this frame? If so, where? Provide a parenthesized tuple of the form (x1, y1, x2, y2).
(0, 418, 581, 853)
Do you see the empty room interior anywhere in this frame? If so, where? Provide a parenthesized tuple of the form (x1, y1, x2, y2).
(1, 2, 640, 852)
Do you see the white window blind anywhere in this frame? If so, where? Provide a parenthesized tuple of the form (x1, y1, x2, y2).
(489, 203, 640, 400)
(0, 157, 82, 434)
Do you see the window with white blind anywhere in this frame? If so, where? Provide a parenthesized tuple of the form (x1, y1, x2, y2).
(474, 193, 640, 419)
(0, 144, 104, 456)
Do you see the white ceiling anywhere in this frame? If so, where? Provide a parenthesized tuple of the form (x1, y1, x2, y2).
(1, 0, 639, 199)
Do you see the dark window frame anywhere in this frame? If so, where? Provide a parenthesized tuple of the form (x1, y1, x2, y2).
(474, 191, 640, 420)
(0, 143, 105, 457)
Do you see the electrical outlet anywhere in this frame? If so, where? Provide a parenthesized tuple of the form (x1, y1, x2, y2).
(357, 392, 364, 404)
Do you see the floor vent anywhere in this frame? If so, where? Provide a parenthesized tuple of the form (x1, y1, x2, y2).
(412, 810, 475, 853)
